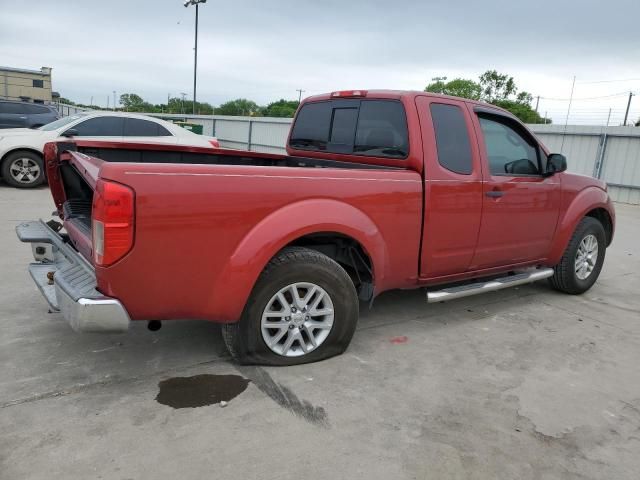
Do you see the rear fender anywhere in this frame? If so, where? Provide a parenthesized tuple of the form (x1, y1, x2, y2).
(548, 186, 612, 265)
(209, 199, 389, 322)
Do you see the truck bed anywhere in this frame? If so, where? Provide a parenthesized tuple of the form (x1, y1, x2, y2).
(72, 141, 396, 170)
(46, 141, 423, 323)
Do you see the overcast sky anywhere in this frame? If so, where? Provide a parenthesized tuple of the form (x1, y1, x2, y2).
(1, 0, 639, 124)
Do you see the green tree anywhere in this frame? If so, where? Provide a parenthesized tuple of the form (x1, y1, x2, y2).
(425, 77, 482, 100)
(478, 70, 517, 102)
(635, 118, 640, 127)
(262, 99, 299, 117)
(120, 93, 145, 111)
(425, 70, 548, 124)
(216, 98, 260, 116)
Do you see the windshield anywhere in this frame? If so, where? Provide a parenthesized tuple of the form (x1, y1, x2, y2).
(38, 113, 88, 131)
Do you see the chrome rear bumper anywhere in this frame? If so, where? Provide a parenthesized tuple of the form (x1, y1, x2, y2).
(16, 220, 130, 333)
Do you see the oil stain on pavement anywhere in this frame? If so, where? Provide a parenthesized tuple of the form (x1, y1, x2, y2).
(155, 368, 328, 428)
(156, 374, 250, 409)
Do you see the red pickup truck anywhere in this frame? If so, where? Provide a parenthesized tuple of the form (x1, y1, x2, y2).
(17, 90, 615, 365)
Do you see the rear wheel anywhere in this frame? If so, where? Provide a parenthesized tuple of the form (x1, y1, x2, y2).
(222, 247, 359, 366)
(1, 151, 45, 188)
(549, 217, 606, 294)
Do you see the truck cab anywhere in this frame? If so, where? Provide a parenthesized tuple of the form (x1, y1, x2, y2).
(287, 90, 613, 286)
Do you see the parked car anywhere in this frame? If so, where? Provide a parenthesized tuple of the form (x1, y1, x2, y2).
(0, 111, 219, 188)
(0, 100, 59, 129)
(17, 90, 615, 366)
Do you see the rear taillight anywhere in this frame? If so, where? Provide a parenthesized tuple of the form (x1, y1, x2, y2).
(92, 179, 134, 266)
(209, 139, 220, 148)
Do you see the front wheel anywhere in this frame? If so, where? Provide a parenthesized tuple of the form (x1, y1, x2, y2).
(1, 151, 46, 188)
(222, 247, 359, 366)
(549, 217, 606, 294)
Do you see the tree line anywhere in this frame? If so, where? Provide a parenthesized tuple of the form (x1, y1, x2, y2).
(58, 95, 300, 118)
(63, 71, 619, 124)
(425, 70, 551, 124)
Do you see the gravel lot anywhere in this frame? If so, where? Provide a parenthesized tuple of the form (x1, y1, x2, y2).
(1, 185, 639, 480)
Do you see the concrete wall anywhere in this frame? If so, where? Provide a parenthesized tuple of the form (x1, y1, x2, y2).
(0, 66, 52, 103)
(57, 106, 640, 204)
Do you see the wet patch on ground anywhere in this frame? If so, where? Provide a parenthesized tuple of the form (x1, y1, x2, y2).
(155, 374, 250, 409)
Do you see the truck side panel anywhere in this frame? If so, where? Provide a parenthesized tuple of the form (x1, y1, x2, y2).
(97, 162, 423, 322)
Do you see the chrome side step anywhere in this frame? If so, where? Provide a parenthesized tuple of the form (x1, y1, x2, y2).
(426, 268, 554, 303)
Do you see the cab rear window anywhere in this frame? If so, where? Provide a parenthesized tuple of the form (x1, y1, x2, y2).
(289, 99, 408, 159)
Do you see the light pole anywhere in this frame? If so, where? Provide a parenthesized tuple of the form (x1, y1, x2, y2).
(180, 92, 187, 115)
(623, 92, 634, 126)
(184, 0, 206, 115)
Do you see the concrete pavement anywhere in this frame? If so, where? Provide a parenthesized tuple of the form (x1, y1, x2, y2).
(1, 185, 639, 480)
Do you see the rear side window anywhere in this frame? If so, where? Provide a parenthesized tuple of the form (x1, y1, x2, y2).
(430, 103, 473, 174)
(124, 118, 172, 136)
(354, 101, 408, 158)
(0, 102, 29, 114)
(290, 99, 408, 159)
(24, 104, 51, 114)
(289, 102, 332, 151)
(71, 117, 125, 136)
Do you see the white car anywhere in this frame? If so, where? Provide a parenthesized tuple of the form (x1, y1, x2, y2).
(0, 112, 219, 188)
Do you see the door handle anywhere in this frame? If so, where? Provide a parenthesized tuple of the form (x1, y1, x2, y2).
(485, 190, 504, 198)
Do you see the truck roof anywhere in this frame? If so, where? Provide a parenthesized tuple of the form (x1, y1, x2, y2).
(304, 89, 513, 117)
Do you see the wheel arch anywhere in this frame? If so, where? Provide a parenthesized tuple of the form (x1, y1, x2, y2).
(585, 207, 613, 246)
(209, 199, 390, 322)
(1, 147, 44, 165)
(548, 186, 613, 265)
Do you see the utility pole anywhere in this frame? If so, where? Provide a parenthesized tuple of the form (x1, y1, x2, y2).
(535, 95, 540, 112)
(113, 91, 116, 111)
(606, 108, 612, 127)
(107, 96, 110, 110)
(180, 92, 187, 115)
(90, 96, 93, 107)
(184, 0, 207, 115)
(544, 111, 548, 124)
(623, 91, 634, 126)
(296, 89, 305, 103)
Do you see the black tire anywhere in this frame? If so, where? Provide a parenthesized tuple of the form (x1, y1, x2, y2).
(1, 150, 45, 188)
(549, 217, 606, 294)
(221, 247, 359, 366)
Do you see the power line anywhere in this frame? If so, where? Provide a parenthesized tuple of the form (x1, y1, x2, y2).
(539, 91, 635, 102)
(578, 78, 640, 84)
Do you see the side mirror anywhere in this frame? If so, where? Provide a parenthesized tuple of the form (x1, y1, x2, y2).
(545, 153, 567, 176)
(61, 129, 78, 138)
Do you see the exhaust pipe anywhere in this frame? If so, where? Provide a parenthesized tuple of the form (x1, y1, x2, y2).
(148, 320, 162, 332)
